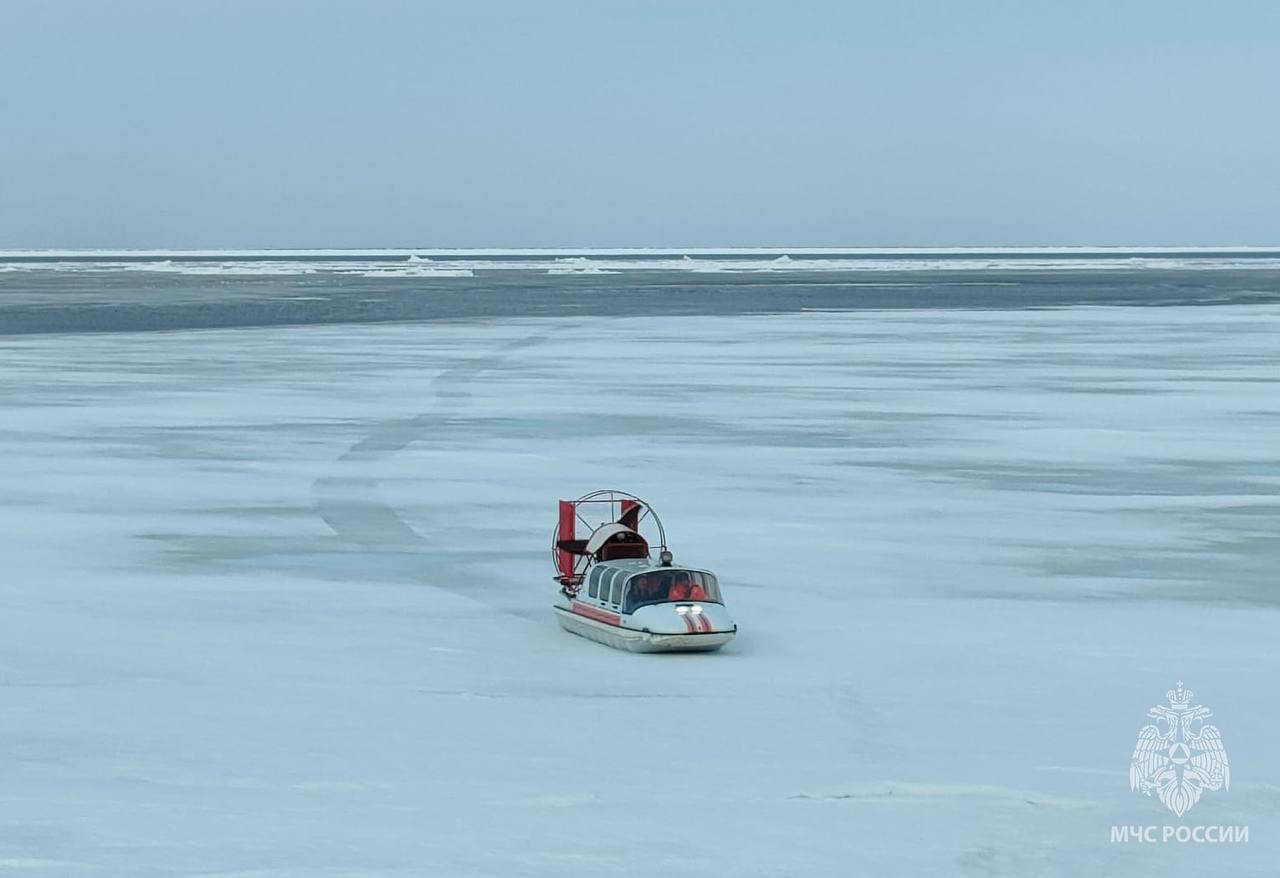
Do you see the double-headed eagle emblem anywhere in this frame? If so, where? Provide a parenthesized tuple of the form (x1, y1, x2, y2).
(1129, 682, 1229, 817)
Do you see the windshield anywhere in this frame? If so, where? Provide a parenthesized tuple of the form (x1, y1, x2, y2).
(624, 570, 721, 613)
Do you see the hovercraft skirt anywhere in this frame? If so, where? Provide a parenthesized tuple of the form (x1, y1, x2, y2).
(553, 606, 734, 653)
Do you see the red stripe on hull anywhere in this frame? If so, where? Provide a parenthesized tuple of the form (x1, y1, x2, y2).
(571, 601, 621, 626)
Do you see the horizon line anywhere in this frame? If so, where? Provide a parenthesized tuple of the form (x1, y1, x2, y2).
(5, 245, 1280, 259)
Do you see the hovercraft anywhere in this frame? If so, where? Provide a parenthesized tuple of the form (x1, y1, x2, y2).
(551, 490, 736, 653)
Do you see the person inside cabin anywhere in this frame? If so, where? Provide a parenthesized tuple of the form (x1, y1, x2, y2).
(646, 574, 667, 602)
(666, 573, 687, 601)
(629, 575, 653, 607)
(687, 574, 708, 601)
(668, 572, 708, 602)
(669, 572, 690, 601)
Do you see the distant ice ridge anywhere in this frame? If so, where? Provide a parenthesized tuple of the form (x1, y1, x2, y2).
(5, 245, 1280, 257)
(0, 259, 475, 278)
(4, 248, 1280, 277)
(362, 266, 475, 278)
(546, 256, 621, 275)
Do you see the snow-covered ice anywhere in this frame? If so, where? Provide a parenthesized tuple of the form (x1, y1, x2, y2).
(2, 305, 1278, 876)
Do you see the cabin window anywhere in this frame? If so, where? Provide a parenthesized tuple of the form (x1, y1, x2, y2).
(598, 568, 619, 603)
(690, 572, 721, 603)
(623, 569, 721, 613)
(622, 574, 653, 613)
(609, 576, 625, 606)
(587, 566, 603, 599)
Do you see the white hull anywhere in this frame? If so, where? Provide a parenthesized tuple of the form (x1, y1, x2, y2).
(553, 606, 735, 653)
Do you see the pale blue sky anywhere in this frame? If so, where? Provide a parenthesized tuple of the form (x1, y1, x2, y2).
(2, 1, 1277, 248)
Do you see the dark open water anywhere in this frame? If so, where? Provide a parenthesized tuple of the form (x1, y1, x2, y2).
(3, 251, 1280, 335)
